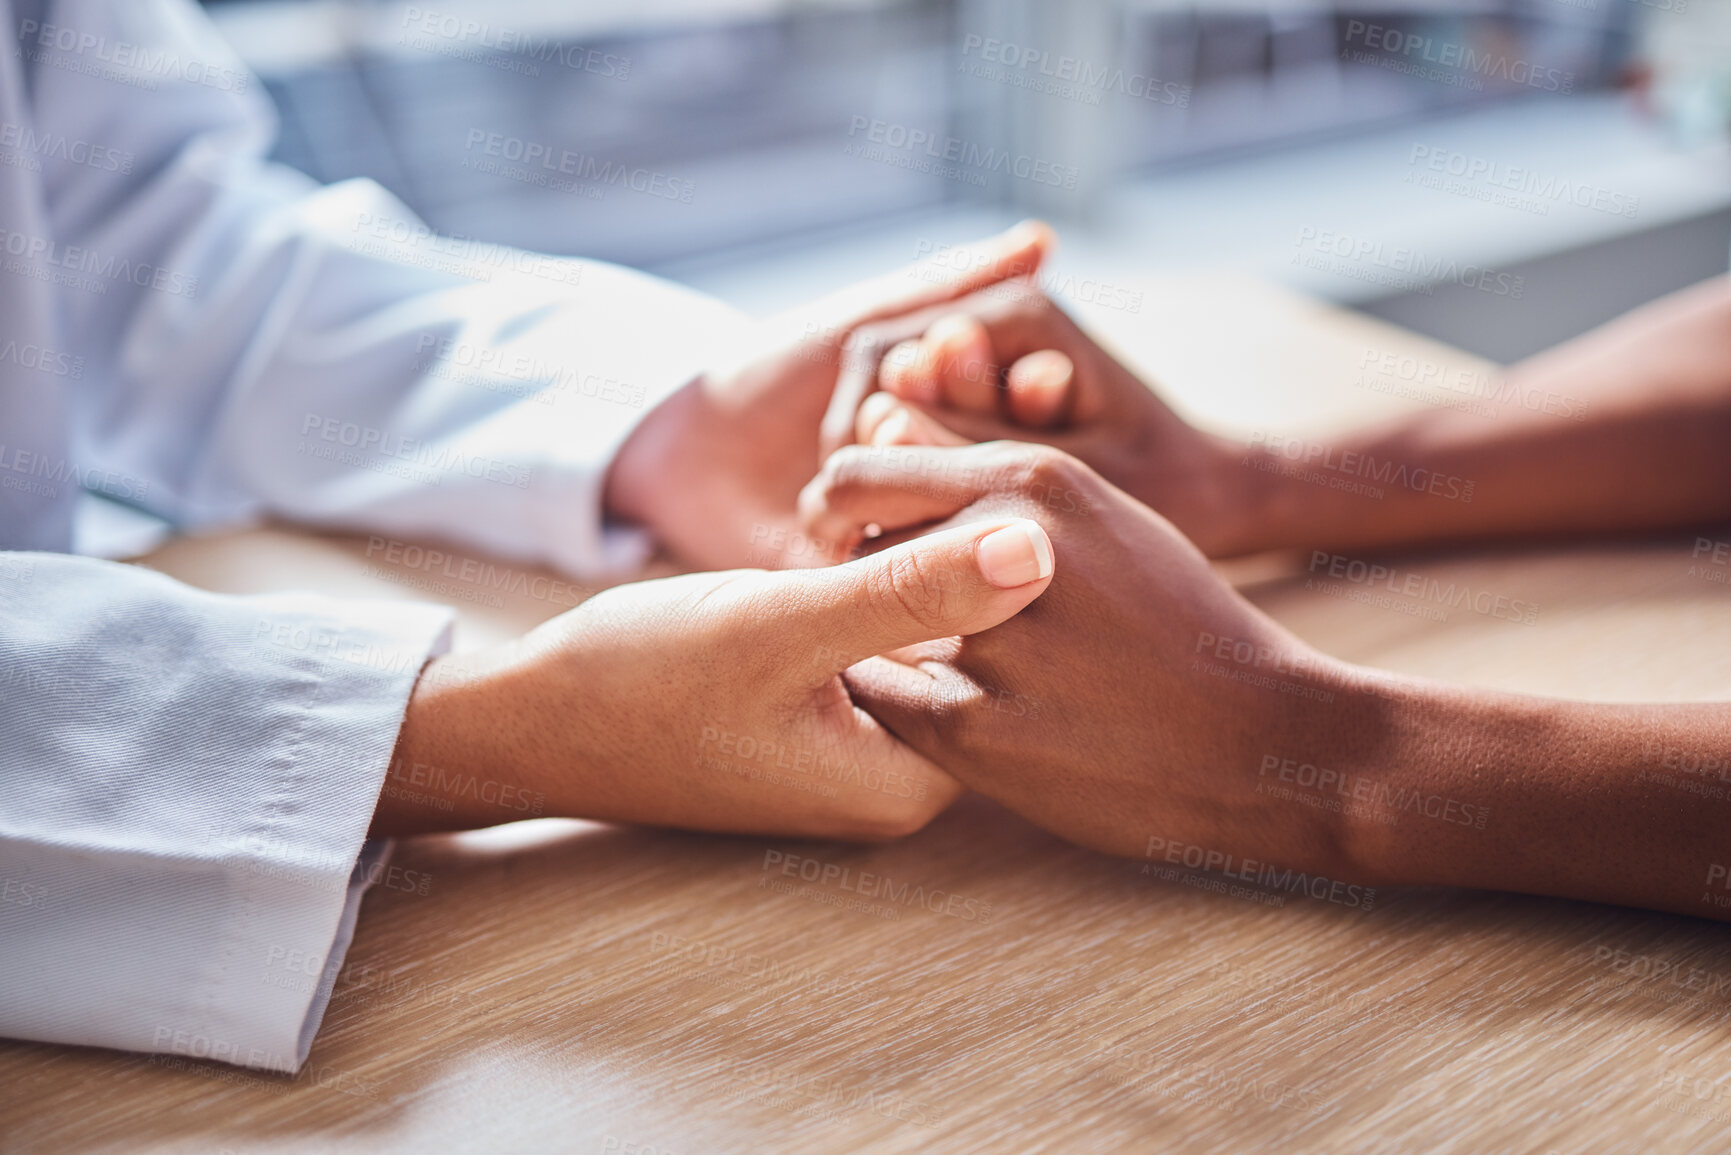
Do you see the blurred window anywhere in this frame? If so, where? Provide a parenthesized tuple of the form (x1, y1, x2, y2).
(203, 0, 1641, 266)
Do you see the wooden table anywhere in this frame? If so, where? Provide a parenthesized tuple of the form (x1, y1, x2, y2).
(5, 277, 1731, 1154)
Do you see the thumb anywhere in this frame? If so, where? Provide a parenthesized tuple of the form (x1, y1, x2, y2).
(813, 220, 1054, 330)
(775, 518, 1053, 676)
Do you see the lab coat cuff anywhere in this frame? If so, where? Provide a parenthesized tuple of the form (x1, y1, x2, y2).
(534, 372, 699, 580)
(207, 599, 453, 1073)
(508, 262, 745, 582)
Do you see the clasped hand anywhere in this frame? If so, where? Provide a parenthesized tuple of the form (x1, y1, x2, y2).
(386, 221, 1358, 883)
(381, 224, 1063, 842)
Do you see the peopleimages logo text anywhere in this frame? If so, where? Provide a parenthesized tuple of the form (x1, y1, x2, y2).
(399, 7, 630, 79)
(463, 130, 693, 203)
(1294, 227, 1523, 298)
(17, 19, 249, 93)
(959, 34, 1189, 107)
(846, 117, 1078, 189)
(0, 227, 197, 298)
(1344, 20, 1574, 93)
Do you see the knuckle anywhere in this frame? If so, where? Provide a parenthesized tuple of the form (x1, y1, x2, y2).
(936, 683, 992, 753)
(992, 442, 1077, 499)
(1027, 443, 1079, 485)
(816, 445, 871, 494)
(873, 547, 953, 633)
(812, 451, 881, 515)
(846, 323, 893, 359)
(884, 338, 922, 369)
(873, 668, 988, 758)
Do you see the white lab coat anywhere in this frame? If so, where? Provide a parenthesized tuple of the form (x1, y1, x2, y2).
(0, 0, 741, 1072)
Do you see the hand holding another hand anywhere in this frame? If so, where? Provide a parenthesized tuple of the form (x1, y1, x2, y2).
(800, 428, 1374, 877)
(581, 225, 1358, 859)
(603, 222, 1055, 572)
(846, 283, 1268, 557)
(381, 515, 1054, 841)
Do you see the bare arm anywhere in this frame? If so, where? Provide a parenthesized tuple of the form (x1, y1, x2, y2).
(805, 438, 1731, 923)
(863, 275, 1731, 557)
(1237, 277, 1731, 555)
(1328, 670, 1731, 920)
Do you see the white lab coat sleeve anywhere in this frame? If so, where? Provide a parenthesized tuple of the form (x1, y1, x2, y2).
(31, 0, 744, 577)
(0, 552, 453, 1072)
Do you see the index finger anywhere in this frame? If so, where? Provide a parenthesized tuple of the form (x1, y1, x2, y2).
(799, 442, 1013, 556)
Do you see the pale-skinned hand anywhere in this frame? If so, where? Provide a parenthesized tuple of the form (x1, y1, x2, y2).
(377, 515, 1055, 841)
(602, 222, 1054, 571)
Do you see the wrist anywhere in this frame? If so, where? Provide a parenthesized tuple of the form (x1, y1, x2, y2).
(373, 646, 543, 836)
(1241, 658, 1451, 886)
(602, 374, 703, 534)
(1193, 642, 1397, 881)
(1311, 667, 1531, 890)
(1181, 434, 1280, 557)
(1294, 670, 1731, 919)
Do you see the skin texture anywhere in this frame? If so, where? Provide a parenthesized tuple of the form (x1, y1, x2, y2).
(802, 440, 1363, 876)
(374, 517, 1053, 840)
(800, 435, 1731, 922)
(867, 275, 1731, 559)
(860, 282, 1255, 555)
(373, 229, 1731, 921)
(370, 224, 1064, 843)
(602, 222, 1054, 571)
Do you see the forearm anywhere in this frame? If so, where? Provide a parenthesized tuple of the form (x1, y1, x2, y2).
(370, 650, 554, 837)
(373, 643, 656, 837)
(1223, 277, 1731, 555)
(1330, 669, 1731, 920)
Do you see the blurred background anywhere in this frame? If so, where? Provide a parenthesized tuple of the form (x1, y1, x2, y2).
(204, 0, 1731, 362)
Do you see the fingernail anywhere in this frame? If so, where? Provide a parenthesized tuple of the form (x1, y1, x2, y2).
(976, 521, 1054, 589)
(1006, 219, 1054, 254)
(871, 407, 912, 446)
(927, 313, 978, 345)
(1012, 349, 1073, 391)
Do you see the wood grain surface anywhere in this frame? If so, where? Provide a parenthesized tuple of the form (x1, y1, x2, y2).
(4, 277, 1730, 1155)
